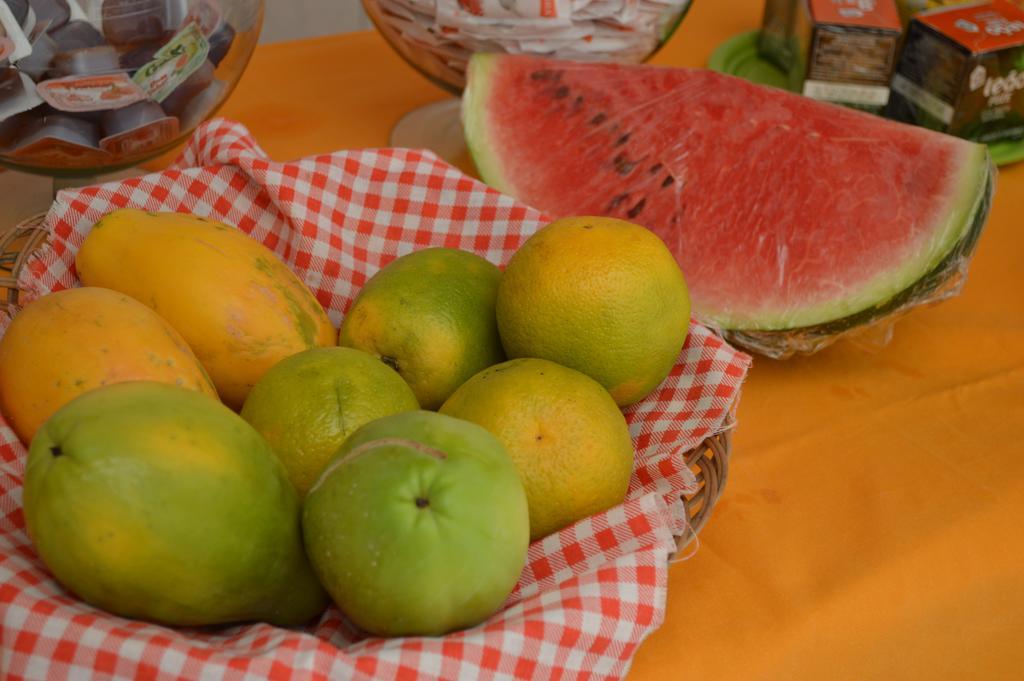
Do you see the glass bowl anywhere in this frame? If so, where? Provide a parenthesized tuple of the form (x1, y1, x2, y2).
(0, 0, 263, 178)
(361, 0, 694, 95)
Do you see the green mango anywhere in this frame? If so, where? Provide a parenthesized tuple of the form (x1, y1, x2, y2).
(23, 381, 328, 627)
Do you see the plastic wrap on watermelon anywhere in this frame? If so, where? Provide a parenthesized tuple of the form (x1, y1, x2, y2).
(717, 160, 994, 358)
(461, 54, 998, 359)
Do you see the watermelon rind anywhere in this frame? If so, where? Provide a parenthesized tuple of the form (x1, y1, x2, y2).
(463, 54, 995, 348)
(463, 54, 510, 196)
(722, 165, 994, 358)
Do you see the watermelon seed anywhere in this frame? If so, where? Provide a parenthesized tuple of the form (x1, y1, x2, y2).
(615, 133, 630, 146)
(662, 175, 675, 188)
(553, 86, 570, 99)
(626, 198, 646, 219)
(589, 113, 607, 125)
(530, 70, 556, 81)
(572, 95, 584, 113)
(607, 193, 629, 210)
(613, 154, 636, 176)
(649, 163, 663, 174)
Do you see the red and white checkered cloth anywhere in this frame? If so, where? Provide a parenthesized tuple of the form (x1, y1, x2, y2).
(0, 119, 751, 680)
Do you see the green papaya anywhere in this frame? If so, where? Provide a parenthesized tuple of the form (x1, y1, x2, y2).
(23, 381, 328, 627)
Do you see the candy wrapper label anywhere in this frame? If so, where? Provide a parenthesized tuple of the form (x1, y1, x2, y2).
(37, 73, 147, 111)
(7, 134, 111, 166)
(132, 22, 209, 102)
(444, 0, 573, 20)
(100, 115, 178, 156)
(0, 0, 33, 62)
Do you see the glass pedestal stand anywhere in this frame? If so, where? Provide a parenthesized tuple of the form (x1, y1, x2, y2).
(388, 99, 474, 174)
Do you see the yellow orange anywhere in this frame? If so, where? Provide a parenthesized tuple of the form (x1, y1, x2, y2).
(497, 216, 690, 407)
(441, 358, 634, 541)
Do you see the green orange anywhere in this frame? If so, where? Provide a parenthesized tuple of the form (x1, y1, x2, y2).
(496, 216, 691, 407)
(338, 247, 505, 409)
(240, 347, 419, 495)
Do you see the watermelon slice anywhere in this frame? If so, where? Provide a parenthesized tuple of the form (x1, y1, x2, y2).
(463, 54, 994, 357)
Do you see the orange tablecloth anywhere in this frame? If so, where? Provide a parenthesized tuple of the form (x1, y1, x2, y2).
(209, 2, 1024, 678)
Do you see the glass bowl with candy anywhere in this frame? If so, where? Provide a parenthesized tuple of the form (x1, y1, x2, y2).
(0, 0, 263, 179)
(360, 0, 694, 161)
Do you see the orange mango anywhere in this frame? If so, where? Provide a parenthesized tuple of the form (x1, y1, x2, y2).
(0, 287, 217, 443)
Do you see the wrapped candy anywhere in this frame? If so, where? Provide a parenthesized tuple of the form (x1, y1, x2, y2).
(366, 0, 694, 90)
(99, 98, 178, 155)
(4, 111, 113, 167)
(0, 0, 235, 168)
(49, 43, 120, 75)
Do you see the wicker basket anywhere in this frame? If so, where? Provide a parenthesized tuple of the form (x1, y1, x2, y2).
(0, 212, 732, 554)
(0, 214, 48, 316)
(678, 429, 730, 550)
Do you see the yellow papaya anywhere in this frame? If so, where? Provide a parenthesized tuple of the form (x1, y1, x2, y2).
(0, 287, 218, 444)
(75, 209, 336, 409)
